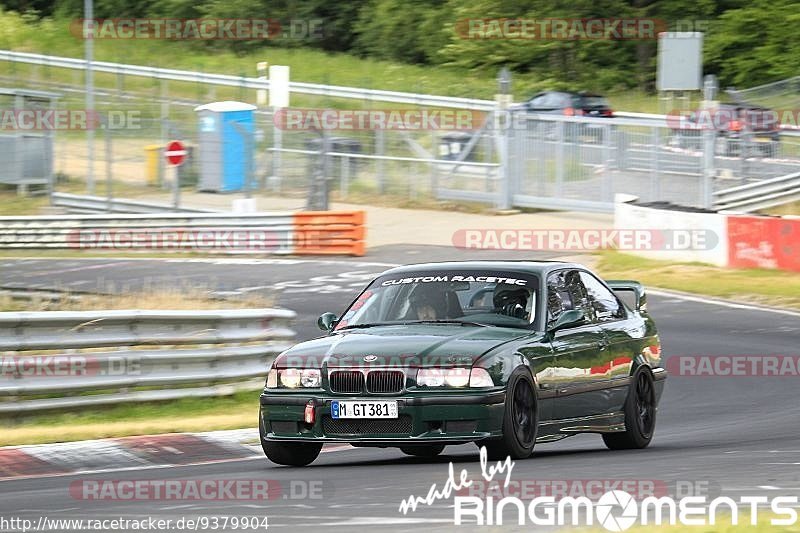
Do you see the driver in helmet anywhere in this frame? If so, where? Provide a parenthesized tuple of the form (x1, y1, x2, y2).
(493, 285, 530, 320)
(409, 289, 442, 320)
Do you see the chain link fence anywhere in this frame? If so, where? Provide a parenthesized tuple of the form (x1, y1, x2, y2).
(0, 55, 799, 212)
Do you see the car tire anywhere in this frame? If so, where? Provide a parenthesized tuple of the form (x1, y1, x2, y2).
(603, 369, 656, 450)
(399, 444, 446, 458)
(480, 367, 538, 460)
(259, 410, 323, 466)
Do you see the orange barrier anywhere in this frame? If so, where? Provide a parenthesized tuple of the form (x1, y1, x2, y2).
(292, 211, 366, 256)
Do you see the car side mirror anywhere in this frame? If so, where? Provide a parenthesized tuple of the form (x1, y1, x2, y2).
(317, 312, 338, 332)
(548, 309, 586, 333)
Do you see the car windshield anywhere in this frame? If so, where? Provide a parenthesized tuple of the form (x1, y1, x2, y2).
(335, 270, 539, 330)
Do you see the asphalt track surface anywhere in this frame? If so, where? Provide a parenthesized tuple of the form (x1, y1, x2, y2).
(1, 247, 799, 532)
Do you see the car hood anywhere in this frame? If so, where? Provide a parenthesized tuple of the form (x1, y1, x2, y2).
(274, 324, 533, 369)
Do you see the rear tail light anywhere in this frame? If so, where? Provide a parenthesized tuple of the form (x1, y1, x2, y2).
(730, 120, 742, 132)
(564, 107, 575, 116)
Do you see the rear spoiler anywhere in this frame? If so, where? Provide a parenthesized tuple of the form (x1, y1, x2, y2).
(606, 280, 647, 312)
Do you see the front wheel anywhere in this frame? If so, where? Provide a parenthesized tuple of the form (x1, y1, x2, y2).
(400, 444, 446, 458)
(480, 367, 538, 460)
(603, 369, 656, 450)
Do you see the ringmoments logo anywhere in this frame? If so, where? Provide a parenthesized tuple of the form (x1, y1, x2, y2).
(398, 448, 799, 529)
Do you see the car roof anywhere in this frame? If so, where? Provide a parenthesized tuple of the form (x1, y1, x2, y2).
(377, 260, 585, 278)
(527, 90, 606, 100)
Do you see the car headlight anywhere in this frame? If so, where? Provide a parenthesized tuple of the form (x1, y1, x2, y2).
(468, 367, 494, 387)
(266, 368, 321, 389)
(417, 367, 493, 388)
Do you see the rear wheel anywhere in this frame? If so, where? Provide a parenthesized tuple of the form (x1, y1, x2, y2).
(259, 410, 322, 466)
(399, 444, 446, 458)
(603, 369, 656, 450)
(480, 367, 537, 460)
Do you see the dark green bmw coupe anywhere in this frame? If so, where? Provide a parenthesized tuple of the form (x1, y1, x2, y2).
(259, 261, 666, 466)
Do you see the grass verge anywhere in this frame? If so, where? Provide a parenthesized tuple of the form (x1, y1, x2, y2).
(0, 12, 666, 111)
(766, 200, 800, 216)
(0, 392, 258, 446)
(595, 251, 800, 310)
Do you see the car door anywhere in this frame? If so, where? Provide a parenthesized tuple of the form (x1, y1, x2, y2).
(545, 270, 611, 420)
(579, 271, 645, 411)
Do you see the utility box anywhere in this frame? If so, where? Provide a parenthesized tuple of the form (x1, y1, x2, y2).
(0, 88, 60, 191)
(194, 101, 256, 192)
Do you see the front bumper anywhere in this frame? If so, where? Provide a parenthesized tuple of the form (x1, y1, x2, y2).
(259, 389, 506, 444)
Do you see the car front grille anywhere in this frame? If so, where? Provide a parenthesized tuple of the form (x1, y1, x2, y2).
(366, 370, 404, 393)
(322, 415, 413, 436)
(329, 370, 365, 393)
(328, 369, 405, 394)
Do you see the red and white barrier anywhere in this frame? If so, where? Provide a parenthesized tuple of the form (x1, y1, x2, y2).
(615, 195, 800, 273)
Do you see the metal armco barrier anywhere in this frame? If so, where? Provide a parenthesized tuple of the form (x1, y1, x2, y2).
(0, 308, 296, 412)
(0, 210, 366, 256)
(52, 192, 214, 214)
(713, 171, 800, 212)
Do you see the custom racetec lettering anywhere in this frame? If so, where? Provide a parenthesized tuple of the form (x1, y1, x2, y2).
(381, 275, 528, 286)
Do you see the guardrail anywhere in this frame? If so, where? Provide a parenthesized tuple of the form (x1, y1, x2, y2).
(3, 50, 800, 137)
(0, 308, 295, 412)
(713, 171, 800, 212)
(52, 192, 214, 214)
(0, 50, 496, 111)
(0, 210, 366, 255)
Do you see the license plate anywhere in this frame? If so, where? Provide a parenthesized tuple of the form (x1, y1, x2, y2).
(331, 400, 398, 419)
(754, 137, 772, 143)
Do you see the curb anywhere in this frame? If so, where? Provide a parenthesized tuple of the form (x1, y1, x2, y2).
(0, 429, 268, 480)
(0, 429, 262, 480)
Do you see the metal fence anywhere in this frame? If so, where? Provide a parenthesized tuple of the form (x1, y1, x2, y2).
(1, 50, 800, 213)
(0, 308, 295, 412)
(499, 113, 800, 211)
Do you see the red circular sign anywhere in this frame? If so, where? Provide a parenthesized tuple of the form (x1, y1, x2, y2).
(165, 140, 187, 166)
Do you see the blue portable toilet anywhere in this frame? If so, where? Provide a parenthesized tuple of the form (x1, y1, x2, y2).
(194, 101, 257, 192)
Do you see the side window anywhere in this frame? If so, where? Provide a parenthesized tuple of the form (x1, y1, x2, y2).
(579, 272, 625, 322)
(564, 270, 594, 321)
(546, 271, 579, 325)
(529, 94, 547, 108)
(542, 93, 563, 108)
(547, 270, 583, 323)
